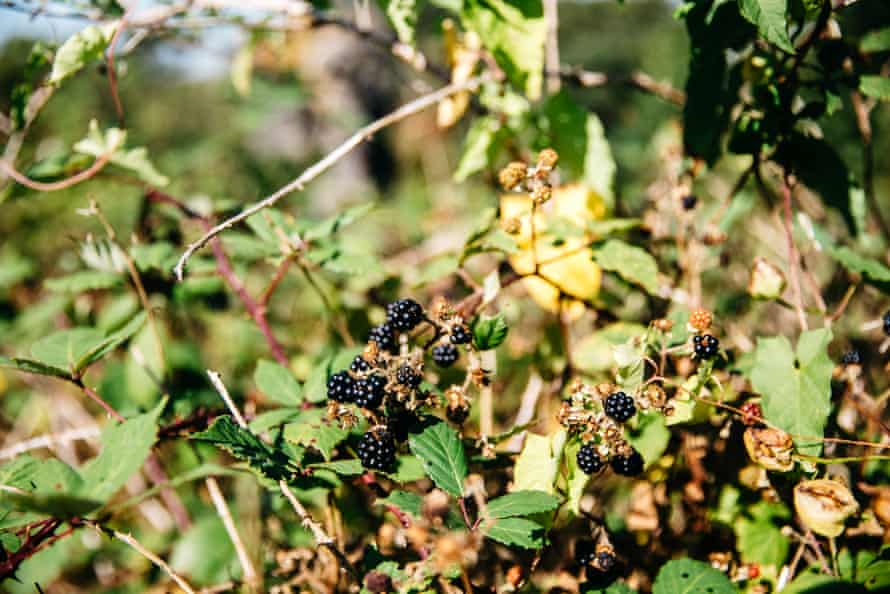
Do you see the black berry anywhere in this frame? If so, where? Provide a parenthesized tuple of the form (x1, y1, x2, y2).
(682, 194, 698, 210)
(693, 334, 719, 359)
(385, 405, 420, 442)
(432, 344, 459, 368)
(883, 310, 890, 336)
(577, 444, 605, 475)
(357, 430, 397, 472)
(351, 355, 371, 373)
(396, 364, 422, 388)
(386, 299, 424, 331)
(603, 391, 636, 423)
(353, 374, 387, 409)
(842, 350, 861, 365)
(610, 448, 645, 477)
(595, 550, 616, 572)
(327, 371, 355, 403)
(575, 540, 597, 566)
(449, 324, 472, 345)
(446, 403, 470, 425)
(368, 323, 398, 354)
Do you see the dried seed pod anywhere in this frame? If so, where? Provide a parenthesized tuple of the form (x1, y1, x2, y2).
(537, 148, 559, 170)
(532, 182, 553, 204)
(743, 427, 795, 472)
(499, 161, 528, 190)
(502, 217, 522, 234)
(794, 479, 859, 537)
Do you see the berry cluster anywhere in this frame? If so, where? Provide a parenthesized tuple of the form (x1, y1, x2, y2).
(693, 333, 720, 359)
(325, 298, 476, 471)
(559, 382, 647, 477)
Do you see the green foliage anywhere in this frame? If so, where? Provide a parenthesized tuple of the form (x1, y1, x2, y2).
(750, 328, 833, 455)
(194, 416, 296, 481)
(485, 490, 560, 519)
(409, 421, 468, 497)
(254, 359, 303, 406)
(49, 23, 117, 85)
(472, 313, 509, 350)
(480, 516, 546, 548)
(652, 559, 736, 594)
(594, 239, 659, 295)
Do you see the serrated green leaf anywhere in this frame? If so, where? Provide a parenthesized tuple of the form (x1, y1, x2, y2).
(249, 408, 302, 433)
(472, 313, 509, 350)
(738, 0, 793, 53)
(625, 411, 670, 468)
(486, 490, 560, 519)
(76, 311, 147, 371)
(74, 120, 169, 187)
(512, 430, 566, 495)
(481, 516, 546, 549)
(595, 239, 659, 294)
(283, 411, 350, 461)
(860, 75, 890, 101)
(861, 28, 890, 53)
(408, 421, 468, 497)
(195, 416, 295, 481)
(254, 359, 303, 406)
(0, 455, 89, 526)
(652, 558, 736, 594)
(828, 246, 890, 284)
(0, 355, 72, 379)
(50, 22, 118, 84)
(30, 327, 105, 373)
(385, 454, 428, 483)
(735, 501, 790, 568)
(376, 490, 423, 517)
(78, 400, 164, 503)
(750, 328, 833, 455)
(44, 270, 122, 293)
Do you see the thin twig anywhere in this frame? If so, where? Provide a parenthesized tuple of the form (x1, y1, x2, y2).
(205, 476, 258, 584)
(543, 0, 560, 94)
(0, 153, 111, 192)
(98, 524, 196, 594)
(174, 75, 486, 279)
(0, 426, 101, 460)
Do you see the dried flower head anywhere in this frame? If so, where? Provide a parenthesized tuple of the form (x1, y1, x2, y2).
(537, 148, 559, 170)
(794, 479, 859, 537)
(499, 161, 528, 190)
(743, 427, 795, 472)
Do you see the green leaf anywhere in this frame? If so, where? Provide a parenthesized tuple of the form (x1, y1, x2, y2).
(304, 202, 375, 241)
(738, 0, 793, 53)
(860, 75, 890, 101)
(254, 359, 303, 406)
(861, 28, 890, 53)
(249, 408, 302, 433)
(625, 411, 671, 468)
(376, 491, 424, 518)
(408, 421, 468, 497)
(573, 322, 647, 374)
(78, 400, 164, 503)
(481, 516, 546, 549)
(652, 558, 736, 594)
(170, 515, 239, 585)
(384, 0, 420, 43)
(49, 22, 118, 85)
(386, 454, 428, 483)
(750, 328, 833, 455)
(595, 239, 659, 294)
(308, 459, 364, 476)
(44, 270, 122, 293)
(74, 119, 169, 187)
(26, 316, 144, 375)
(564, 440, 590, 516)
(735, 501, 790, 568)
(454, 116, 502, 182)
(472, 313, 509, 350)
(0, 355, 71, 379)
(584, 584, 638, 594)
(583, 113, 617, 211)
(461, 0, 547, 99)
(195, 416, 295, 481)
(76, 311, 147, 371)
(0, 455, 90, 525)
(512, 430, 566, 495)
(828, 246, 890, 285)
(284, 411, 350, 461)
(486, 490, 559, 519)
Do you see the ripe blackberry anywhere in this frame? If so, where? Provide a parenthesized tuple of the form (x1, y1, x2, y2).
(610, 448, 645, 477)
(594, 549, 616, 572)
(327, 371, 355, 403)
(449, 324, 472, 345)
(396, 364, 422, 388)
(841, 350, 861, 365)
(354, 374, 387, 409)
(368, 323, 398, 354)
(357, 430, 397, 472)
(682, 194, 698, 210)
(576, 444, 605, 475)
(693, 334, 719, 359)
(603, 392, 636, 423)
(386, 299, 424, 331)
(350, 355, 371, 373)
(883, 310, 890, 336)
(575, 540, 597, 566)
(446, 402, 470, 425)
(432, 344, 459, 368)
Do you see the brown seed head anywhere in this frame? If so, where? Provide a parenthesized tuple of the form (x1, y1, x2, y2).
(498, 161, 528, 190)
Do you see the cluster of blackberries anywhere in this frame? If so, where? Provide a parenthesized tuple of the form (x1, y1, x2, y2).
(326, 369, 387, 409)
(357, 430, 397, 472)
(693, 334, 719, 359)
(603, 391, 636, 423)
(576, 443, 645, 477)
